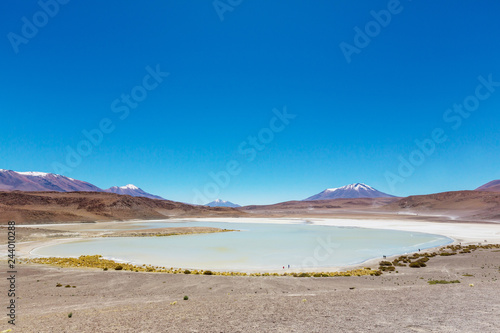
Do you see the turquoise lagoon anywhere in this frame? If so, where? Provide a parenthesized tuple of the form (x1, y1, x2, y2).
(31, 221, 453, 271)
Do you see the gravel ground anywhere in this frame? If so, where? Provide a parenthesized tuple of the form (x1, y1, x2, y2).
(3, 249, 500, 332)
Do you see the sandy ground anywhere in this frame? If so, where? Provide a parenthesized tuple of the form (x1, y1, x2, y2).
(107, 226, 236, 237)
(1, 249, 499, 332)
(1, 218, 500, 332)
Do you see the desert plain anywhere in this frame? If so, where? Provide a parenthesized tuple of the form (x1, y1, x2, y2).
(1, 214, 500, 332)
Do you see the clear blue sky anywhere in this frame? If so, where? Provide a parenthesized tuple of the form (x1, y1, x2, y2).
(1, 0, 500, 205)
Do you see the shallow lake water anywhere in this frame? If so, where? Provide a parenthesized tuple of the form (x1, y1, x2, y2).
(32, 221, 453, 271)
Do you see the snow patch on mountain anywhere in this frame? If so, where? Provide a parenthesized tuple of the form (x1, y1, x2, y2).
(17, 171, 50, 177)
(120, 184, 139, 190)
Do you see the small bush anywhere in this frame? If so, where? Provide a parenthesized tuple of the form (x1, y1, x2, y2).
(184, 269, 191, 274)
(56, 283, 62, 287)
(65, 285, 71, 288)
(439, 252, 457, 256)
(409, 257, 428, 268)
(103, 267, 108, 271)
(379, 266, 395, 271)
(203, 270, 213, 275)
(68, 312, 73, 318)
(183, 295, 189, 300)
(428, 280, 460, 285)
(115, 265, 123, 270)
(409, 261, 426, 268)
(379, 261, 393, 266)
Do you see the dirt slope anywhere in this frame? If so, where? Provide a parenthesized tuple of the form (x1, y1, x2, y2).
(0, 191, 245, 224)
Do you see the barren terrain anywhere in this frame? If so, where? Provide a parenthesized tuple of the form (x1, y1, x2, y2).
(242, 191, 500, 222)
(0, 191, 246, 224)
(3, 247, 499, 332)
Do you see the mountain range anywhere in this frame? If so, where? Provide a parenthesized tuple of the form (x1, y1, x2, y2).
(0, 170, 163, 200)
(205, 199, 241, 208)
(304, 183, 395, 201)
(1, 169, 499, 206)
(0, 170, 101, 192)
(1, 170, 500, 223)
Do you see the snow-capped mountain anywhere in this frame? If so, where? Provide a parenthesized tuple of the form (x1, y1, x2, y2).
(304, 183, 394, 201)
(0, 169, 102, 192)
(0, 169, 164, 200)
(105, 184, 164, 200)
(205, 199, 241, 208)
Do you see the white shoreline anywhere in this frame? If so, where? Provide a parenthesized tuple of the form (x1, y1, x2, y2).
(179, 217, 500, 244)
(9, 217, 500, 273)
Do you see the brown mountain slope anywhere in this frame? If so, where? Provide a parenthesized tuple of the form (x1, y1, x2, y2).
(241, 197, 399, 217)
(383, 190, 500, 221)
(0, 191, 246, 224)
(476, 180, 500, 192)
(0, 170, 103, 192)
(3, 190, 500, 224)
(240, 191, 500, 222)
(0, 170, 48, 191)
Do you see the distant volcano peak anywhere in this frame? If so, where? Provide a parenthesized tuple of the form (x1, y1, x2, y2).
(304, 183, 394, 201)
(105, 184, 163, 200)
(205, 199, 241, 208)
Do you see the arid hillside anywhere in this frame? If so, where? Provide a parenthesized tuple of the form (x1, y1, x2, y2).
(241, 191, 500, 222)
(241, 197, 399, 217)
(383, 190, 500, 221)
(0, 191, 245, 224)
(476, 179, 500, 192)
(3, 190, 500, 224)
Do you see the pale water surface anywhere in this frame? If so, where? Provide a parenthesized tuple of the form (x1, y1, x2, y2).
(32, 221, 453, 271)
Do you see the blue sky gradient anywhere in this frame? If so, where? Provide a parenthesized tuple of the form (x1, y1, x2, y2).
(1, 0, 500, 205)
